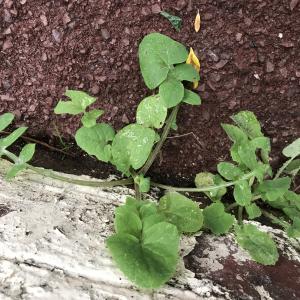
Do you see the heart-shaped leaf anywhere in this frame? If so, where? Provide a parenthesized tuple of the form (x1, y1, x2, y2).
(235, 224, 279, 265)
(159, 192, 203, 233)
(139, 33, 188, 89)
(75, 123, 115, 162)
(136, 95, 167, 129)
(111, 124, 155, 174)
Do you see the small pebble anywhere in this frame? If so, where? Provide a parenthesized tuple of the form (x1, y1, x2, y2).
(40, 14, 48, 26)
(101, 28, 110, 40)
(266, 61, 274, 73)
(151, 4, 161, 14)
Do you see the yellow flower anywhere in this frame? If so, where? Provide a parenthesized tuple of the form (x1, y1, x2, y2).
(186, 48, 200, 89)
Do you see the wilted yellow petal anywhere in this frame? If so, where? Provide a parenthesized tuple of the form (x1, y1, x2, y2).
(186, 48, 200, 89)
(194, 10, 201, 32)
(186, 48, 200, 72)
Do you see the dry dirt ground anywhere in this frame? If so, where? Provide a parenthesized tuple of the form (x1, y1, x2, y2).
(1, 0, 300, 184)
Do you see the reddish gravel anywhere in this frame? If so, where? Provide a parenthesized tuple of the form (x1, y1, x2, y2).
(1, 0, 300, 184)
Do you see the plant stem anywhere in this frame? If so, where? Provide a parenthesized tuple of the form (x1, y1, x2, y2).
(226, 195, 262, 212)
(151, 171, 255, 193)
(2, 150, 133, 188)
(261, 209, 289, 229)
(274, 157, 294, 179)
(139, 105, 179, 175)
(238, 206, 243, 225)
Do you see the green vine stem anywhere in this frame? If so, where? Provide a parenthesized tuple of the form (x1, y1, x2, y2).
(2, 150, 133, 188)
(151, 171, 256, 193)
(274, 157, 294, 179)
(139, 105, 179, 175)
(261, 209, 290, 230)
(238, 206, 244, 225)
(225, 195, 261, 212)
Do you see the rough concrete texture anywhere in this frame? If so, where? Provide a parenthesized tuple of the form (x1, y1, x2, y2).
(0, 159, 299, 300)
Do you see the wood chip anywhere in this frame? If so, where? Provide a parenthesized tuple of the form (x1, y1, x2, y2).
(194, 10, 201, 32)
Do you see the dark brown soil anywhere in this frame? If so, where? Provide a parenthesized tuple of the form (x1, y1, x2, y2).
(1, 0, 300, 184)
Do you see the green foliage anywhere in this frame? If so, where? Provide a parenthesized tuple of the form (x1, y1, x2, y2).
(158, 192, 203, 233)
(282, 138, 300, 158)
(75, 124, 115, 162)
(139, 33, 188, 89)
(54, 90, 96, 115)
(233, 180, 252, 206)
(159, 77, 184, 108)
(1, 33, 299, 289)
(160, 11, 182, 32)
(134, 174, 150, 193)
(182, 89, 201, 105)
(81, 109, 104, 128)
(257, 177, 291, 202)
(195, 172, 227, 201)
(170, 63, 200, 82)
(111, 124, 155, 174)
(6, 144, 36, 179)
(217, 162, 244, 180)
(245, 203, 261, 219)
(107, 198, 180, 289)
(235, 224, 279, 265)
(0, 127, 27, 155)
(231, 111, 263, 139)
(0, 113, 14, 131)
(136, 95, 167, 129)
(203, 202, 235, 235)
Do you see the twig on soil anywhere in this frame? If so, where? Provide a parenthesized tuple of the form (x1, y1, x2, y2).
(0, 130, 74, 158)
(139, 105, 180, 175)
(167, 132, 203, 148)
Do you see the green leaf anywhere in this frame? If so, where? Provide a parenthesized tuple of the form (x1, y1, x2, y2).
(159, 77, 184, 108)
(182, 89, 201, 105)
(5, 164, 26, 180)
(115, 205, 142, 238)
(0, 113, 14, 131)
(286, 217, 300, 238)
(0, 127, 27, 151)
(233, 180, 252, 206)
(111, 124, 155, 174)
(221, 124, 248, 144)
(282, 138, 300, 158)
(134, 174, 151, 193)
(158, 192, 203, 233)
(203, 202, 235, 235)
(195, 172, 227, 201)
(217, 162, 244, 180)
(245, 203, 262, 219)
(231, 111, 263, 139)
(237, 143, 258, 170)
(235, 224, 279, 265)
(65, 90, 96, 110)
(253, 164, 270, 183)
(160, 11, 182, 32)
(284, 159, 300, 177)
(107, 222, 179, 289)
(170, 64, 200, 82)
(138, 33, 188, 89)
(136, 95, 167, 129)
(54, 90, 96, 115)
(19, 143, 36, 162)
(5, 144, 36, 180)
(250, 136, 271, 163)
(81, 109, 104, 128)
(257, 177, 291, 202)
(54, 101, 84, 115)
(75, 124, 115, 162)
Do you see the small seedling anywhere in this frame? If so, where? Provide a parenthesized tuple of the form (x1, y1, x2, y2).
(0, 33, 299, 289)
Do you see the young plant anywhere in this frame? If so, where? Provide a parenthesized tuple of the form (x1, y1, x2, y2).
(0, 33, 299, 290)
